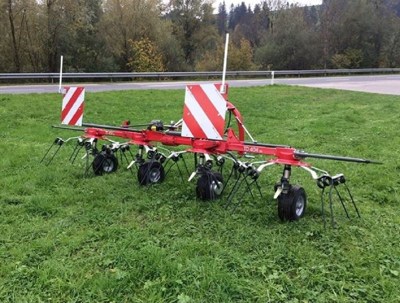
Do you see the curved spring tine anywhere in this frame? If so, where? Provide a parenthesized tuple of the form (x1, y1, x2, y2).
(84, 150, 92, 177)
(333, 186, 350, 219)
(40, 138, 65, 166)
(321, 187, 327, 228)
(344, 183, 360, 218)
(119, 149, 135, 175)
(70, 140, 86, 164)
(41, 143, 62, 166)
(328, 184, 336, 228)
(231, 177, 262, 212)
(224, 173, 244, 209)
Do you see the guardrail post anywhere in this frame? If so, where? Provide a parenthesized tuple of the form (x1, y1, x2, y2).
(271, 71, 275, 85)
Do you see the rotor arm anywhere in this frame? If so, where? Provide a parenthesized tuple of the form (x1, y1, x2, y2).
(294, 150, 382, 164)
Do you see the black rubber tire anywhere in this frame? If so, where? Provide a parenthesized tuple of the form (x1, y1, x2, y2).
(196, 172, 224, 201)
(137, 161, 165, 185)
(92, 152, 118, 175)
(277, 185, 307, 221)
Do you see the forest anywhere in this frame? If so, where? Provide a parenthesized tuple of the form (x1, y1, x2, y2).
(1, 0, 400, 73)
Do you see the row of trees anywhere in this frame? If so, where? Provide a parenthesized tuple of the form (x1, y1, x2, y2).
(1, 0, 400, 73)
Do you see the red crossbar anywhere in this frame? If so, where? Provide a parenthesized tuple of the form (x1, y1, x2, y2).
(83, 126, 310, 167)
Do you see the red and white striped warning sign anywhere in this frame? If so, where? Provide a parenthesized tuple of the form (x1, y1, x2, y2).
(181, 84, 227, 140)
(61, 86, 85, 126)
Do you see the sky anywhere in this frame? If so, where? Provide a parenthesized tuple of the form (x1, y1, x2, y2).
(216, 0, 322, 9)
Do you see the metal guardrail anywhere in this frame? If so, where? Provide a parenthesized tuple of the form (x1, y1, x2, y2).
(0, 68, 399, 80)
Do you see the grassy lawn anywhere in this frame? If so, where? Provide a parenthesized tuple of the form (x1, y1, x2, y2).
(0, 85, 399, 302)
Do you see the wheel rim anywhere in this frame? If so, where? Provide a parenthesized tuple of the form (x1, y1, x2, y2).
(102, 158, 114, 172)
(148, 167, 161, 183)
(210, 180, 223, 196)
(295, 195, 305, 217)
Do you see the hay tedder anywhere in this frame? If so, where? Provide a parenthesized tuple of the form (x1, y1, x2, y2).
(41, 81, 380, 226)
(43, 37, 380, 226)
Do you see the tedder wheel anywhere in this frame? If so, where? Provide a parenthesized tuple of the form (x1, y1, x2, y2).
(137, 161, 165, 185)
(196, 172, 224, 201)
(277, 185, 307, 221)
(92, 152, 118, 175)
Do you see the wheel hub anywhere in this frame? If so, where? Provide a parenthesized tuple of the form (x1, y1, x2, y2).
(295, 196, 305, 217)
(149, 168, 161, 183)
(210, 180, 223, 195)
(102, 159, 114, 172)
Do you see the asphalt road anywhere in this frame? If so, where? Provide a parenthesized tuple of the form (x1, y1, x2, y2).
(276, 74, 400, 95)
(1, 74, 399, 95)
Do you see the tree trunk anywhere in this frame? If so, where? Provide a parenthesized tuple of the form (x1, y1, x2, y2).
(46, 0, 58, 72)
(7, 0, 21, 72)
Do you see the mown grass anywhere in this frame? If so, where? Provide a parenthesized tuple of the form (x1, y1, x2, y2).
(0, 85, 399, 302)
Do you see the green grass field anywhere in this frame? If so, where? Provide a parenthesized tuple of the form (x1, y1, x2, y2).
(1, 85, 399, 302)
